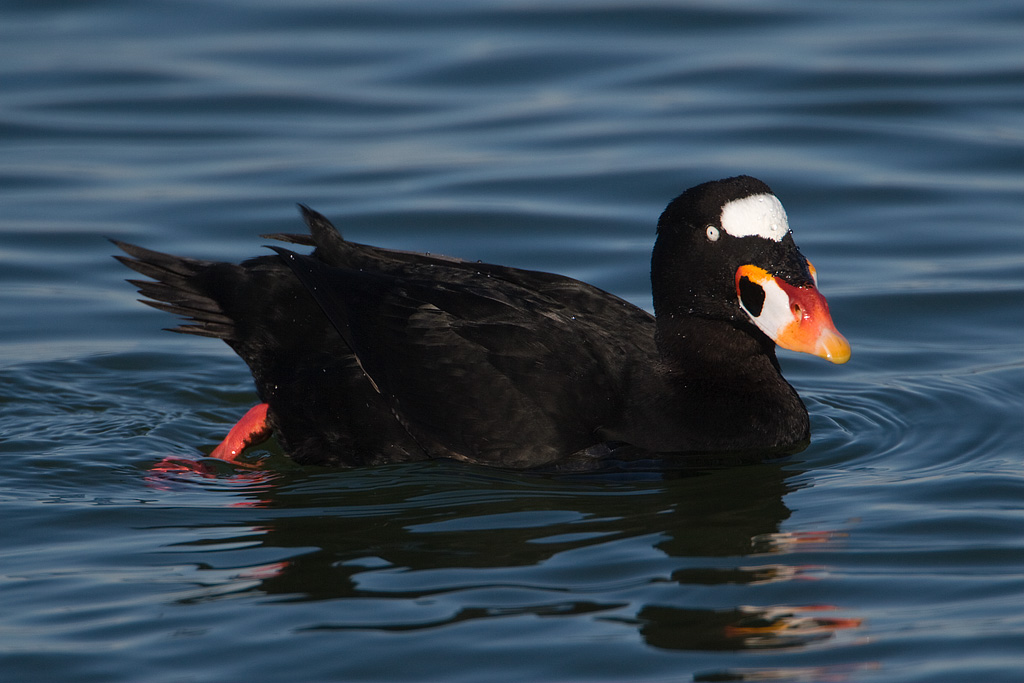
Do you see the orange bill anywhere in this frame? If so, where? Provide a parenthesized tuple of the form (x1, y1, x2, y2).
(736, 264, 850, 364)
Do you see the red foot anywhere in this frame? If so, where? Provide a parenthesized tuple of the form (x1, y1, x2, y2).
(210, 403, 272, 463)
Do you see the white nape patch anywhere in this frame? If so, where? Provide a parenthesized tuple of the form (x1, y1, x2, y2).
(719, 193, 790, 242)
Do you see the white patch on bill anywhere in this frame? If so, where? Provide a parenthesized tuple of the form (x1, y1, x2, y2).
(739, 276, 792, 341)
(719, 193, 790, 242)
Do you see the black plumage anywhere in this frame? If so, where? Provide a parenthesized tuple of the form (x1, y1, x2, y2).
(115, 176, 843, 468)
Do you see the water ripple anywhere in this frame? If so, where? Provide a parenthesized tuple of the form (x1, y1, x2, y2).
(1, 1, 1023, 682)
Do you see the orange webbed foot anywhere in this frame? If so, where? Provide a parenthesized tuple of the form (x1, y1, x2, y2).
(209, 403, 272, 463)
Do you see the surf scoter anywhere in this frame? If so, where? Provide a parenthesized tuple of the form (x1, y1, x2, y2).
(114, 176, 849, 469)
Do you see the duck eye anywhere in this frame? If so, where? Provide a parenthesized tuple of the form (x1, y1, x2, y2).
(706, 226, 720, 242)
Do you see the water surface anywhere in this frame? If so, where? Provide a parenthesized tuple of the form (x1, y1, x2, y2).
(1, 1, 1022, 682)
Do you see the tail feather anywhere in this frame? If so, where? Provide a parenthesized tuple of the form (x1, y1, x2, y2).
(298, 204, 347, 255)
(257, 205, 342, 250)
(113, 206, 348, 343)
(258, 232, 314, 246)
(112, 239, 237, 340)
(112, 240, 207, 280)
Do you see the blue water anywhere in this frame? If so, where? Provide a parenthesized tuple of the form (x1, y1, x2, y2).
(2, 1, 1023, 681)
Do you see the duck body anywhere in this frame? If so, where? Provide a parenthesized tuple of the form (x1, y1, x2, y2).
(115, 176, 848, 468)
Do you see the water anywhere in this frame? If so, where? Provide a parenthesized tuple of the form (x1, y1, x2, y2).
(2, 1, 1022, 681)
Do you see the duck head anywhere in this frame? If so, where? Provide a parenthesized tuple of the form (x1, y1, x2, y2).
(652, 175, 850, 364)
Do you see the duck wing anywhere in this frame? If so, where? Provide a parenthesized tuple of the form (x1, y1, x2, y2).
(274, 246, 652, 468)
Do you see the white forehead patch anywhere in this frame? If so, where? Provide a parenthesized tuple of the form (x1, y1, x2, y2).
(719, 193, 790, 242)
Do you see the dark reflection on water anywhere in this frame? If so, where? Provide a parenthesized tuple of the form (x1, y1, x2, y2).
(230, 464, 787, 572)
(138, 459, 863, 655)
